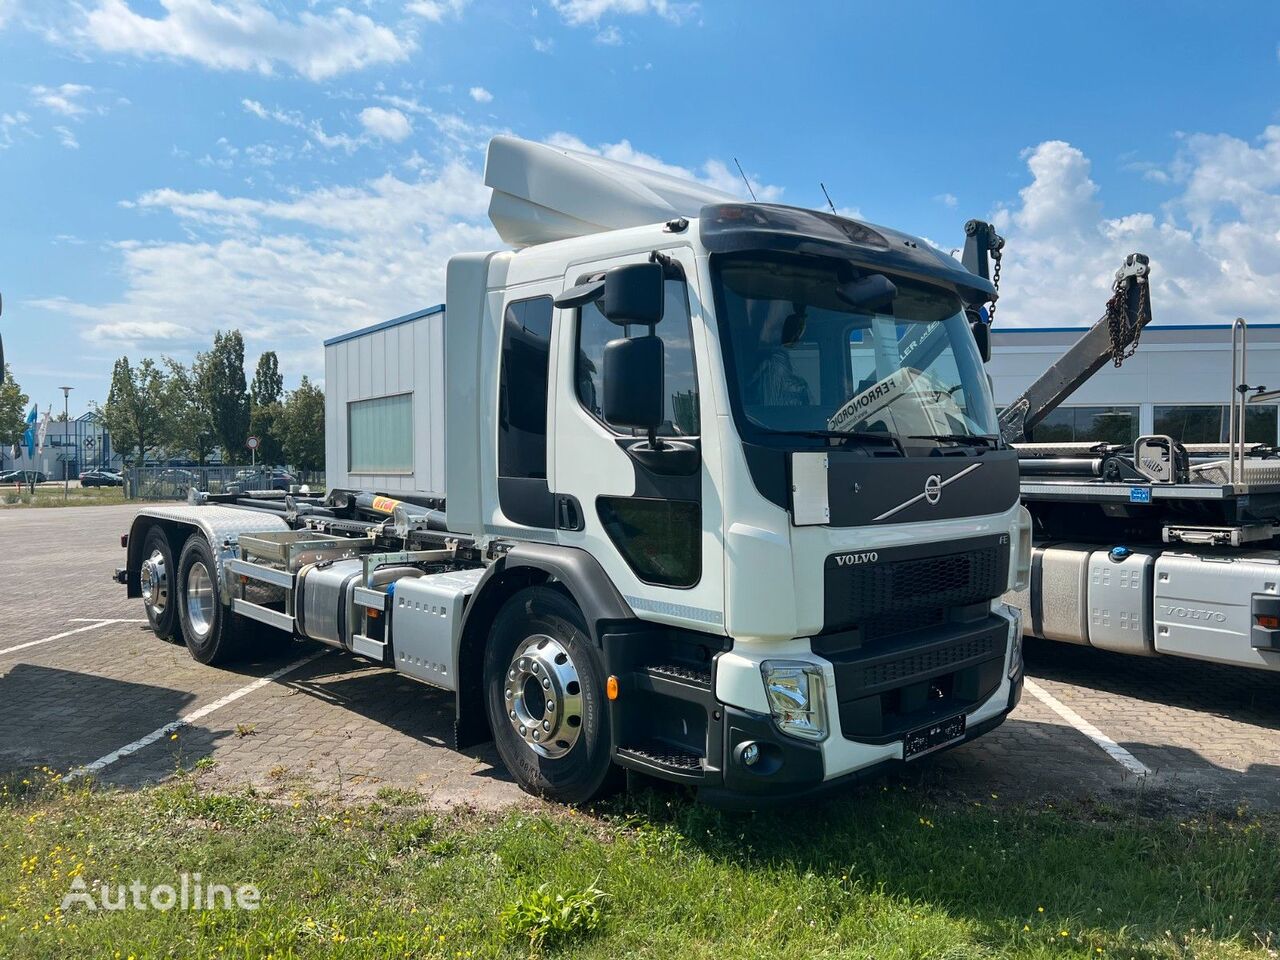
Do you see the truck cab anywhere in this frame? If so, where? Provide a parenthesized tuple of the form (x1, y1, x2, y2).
(121, 136, 1029, 805)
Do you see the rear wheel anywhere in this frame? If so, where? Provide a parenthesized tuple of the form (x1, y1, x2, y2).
(140, 526, 178, 641)
(484, 586, 620, 805)
(176, 535, 248, 665)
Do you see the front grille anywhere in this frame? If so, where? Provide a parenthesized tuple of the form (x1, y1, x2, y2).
(861, 608, 945, 642)
(831, 618, 1008, 742)
(824, 536, 1008, 632)
(854, 632, 1001, 691)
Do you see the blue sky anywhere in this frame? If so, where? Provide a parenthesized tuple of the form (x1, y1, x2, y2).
(2, 0, 1280, 412)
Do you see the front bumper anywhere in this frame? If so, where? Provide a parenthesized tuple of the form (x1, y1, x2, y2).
(605, 606, 1023, 806)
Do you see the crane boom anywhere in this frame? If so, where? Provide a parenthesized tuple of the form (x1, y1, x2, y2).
(997, 253, 1152, 444)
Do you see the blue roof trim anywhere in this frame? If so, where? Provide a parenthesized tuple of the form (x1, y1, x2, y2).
(996, 323, 1280, 334)
(323, 304, 445, 347)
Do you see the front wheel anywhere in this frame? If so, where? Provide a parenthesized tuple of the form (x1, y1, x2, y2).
(176, 535, 248, 665)
(484, 586, 620, 805)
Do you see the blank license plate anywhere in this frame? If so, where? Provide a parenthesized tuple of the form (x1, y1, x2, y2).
(904, 714, 966, 760)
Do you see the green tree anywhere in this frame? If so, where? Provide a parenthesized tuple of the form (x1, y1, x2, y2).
(0, 365, 30, 462)
(206, 330, 250, 464)
(161, 356, 215, 464)
(101, 357, 168, 468)
(250, 351, 283, 408)
(279, 376, 325, 473)
(249, 351, 284, 465)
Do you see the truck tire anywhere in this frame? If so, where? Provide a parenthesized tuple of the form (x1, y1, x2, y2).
(176, 534, 248, 666)
(484, 586, 621, 805)
(140, 526, 178, 641)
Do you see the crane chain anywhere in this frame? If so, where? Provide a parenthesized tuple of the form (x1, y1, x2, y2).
(988, 249, 1002, 324)
(1105, 271, 1151, 368)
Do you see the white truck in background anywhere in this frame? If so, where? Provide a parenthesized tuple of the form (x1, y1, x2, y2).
(115, 136, 1030, 805)
(1002, 258, 1280, 675)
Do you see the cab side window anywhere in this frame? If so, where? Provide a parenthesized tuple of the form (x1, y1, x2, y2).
(576, 278, 699, 436)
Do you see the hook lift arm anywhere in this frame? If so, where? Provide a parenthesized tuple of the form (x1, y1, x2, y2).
(996, 253, 1152, 444)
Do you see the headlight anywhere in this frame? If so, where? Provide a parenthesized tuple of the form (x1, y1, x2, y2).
(1012, 504, 1033, 590)
(760, 661, 828, 742)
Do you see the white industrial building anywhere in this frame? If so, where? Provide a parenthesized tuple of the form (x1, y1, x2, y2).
(989, 323, 1280, 445)
(323, 304, 447, 497)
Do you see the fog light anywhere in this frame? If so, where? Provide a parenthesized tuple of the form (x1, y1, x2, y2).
(760, 660, 828, 742)
(740, 741, 760, 766)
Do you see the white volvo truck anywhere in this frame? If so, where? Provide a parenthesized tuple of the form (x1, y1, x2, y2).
(114, 136, 1030, 805)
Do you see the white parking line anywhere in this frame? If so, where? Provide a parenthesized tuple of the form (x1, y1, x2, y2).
(63, 650, 329, 781)
(0, 619, 143, 658)
(1025, 678, 1151, 777)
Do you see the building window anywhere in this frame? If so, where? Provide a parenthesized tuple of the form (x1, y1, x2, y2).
(348, 393, 413, 473)
(1031, 405, 1140, 445)
(498, 296, 555, 480)
(575, 278, 700, 436)
(1153, 404, 1278, 444)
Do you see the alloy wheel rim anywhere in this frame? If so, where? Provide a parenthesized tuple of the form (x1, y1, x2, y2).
(140, 551, 168, 615)
(185, 563, 215, 639)
(503, 634, 583, 759)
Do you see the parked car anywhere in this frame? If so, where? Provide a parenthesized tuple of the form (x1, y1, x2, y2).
(228, 468, 297, 493)
(1, 470, 49, 485)
(79, 469, 124, 487)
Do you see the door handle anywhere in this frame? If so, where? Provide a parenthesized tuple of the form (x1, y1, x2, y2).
(555, 494, 584, 531)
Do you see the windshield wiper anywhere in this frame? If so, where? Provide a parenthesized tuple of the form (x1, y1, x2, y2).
(909, 433, 999, 448)
(769, 429, 904, 455)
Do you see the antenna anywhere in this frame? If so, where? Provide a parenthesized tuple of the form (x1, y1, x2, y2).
(733, 158, 757, 201)
(820, 182, 838, 215)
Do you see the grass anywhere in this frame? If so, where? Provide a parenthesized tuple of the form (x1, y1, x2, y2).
(0, 485, 126, 507)
(0, 770, 1277, 959)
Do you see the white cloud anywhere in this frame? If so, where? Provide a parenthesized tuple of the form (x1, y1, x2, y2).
(30, 83, 96, 117)
(0, 110, 31, 149)
(990, 128, 1280, 329)
(594, 25, 621, 44)
(377, 95, 508, 152)
(30, 162, 498, 377)
(545, 132, 783, 201)
(406, 0, 468, 21)
(548, 0, 693, 26)
(358, 106, 412, 142)
(79, 0, 412, 81)
(531, 36, 553, 52)
(53, 124, 79, 149)
(935, 192, 958, 209)
(242, 98, 359, 152)
(468, 85, 493, 103)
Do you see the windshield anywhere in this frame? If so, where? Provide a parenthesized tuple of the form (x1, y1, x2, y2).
(712, 253, 997, 452)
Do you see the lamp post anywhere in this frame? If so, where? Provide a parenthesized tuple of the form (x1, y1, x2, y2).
(59, 386, 72, 501)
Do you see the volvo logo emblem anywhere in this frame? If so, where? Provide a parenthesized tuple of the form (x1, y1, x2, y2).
(924, 474, 943, 505)
(872, 462, 984, 522)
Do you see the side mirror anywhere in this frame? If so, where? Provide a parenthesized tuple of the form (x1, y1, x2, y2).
(970, 321, 991, 363)
(602, 262, 664, 327)
(602, 335, 663, 432)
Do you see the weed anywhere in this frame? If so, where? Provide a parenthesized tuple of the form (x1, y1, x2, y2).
(500, 881, 607, 950)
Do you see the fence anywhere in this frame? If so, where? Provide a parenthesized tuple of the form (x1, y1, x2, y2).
(126, 467, 325, 501)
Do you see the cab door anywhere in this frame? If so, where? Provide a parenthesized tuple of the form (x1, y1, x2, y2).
(551, 246, 726, 634)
